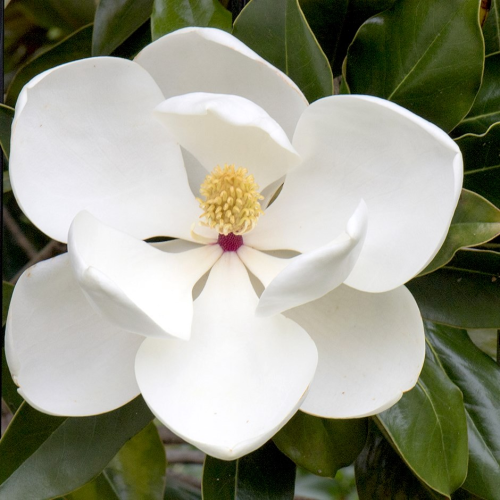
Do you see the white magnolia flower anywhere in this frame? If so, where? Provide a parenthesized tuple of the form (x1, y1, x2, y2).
(6, 28, 462, 460)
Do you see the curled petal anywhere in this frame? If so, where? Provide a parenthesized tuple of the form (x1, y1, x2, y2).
(135, 252, 318, 460)
(285, 284, 425, 418)
(10, 57, 199, 242)
(249, 95, 462, 291)
(135, 27, 307, 139)
(155, 93, 301, 190)
(5, 254, 143, 416)
(240, 201, 368, 316)
(68, 211, 222, 340)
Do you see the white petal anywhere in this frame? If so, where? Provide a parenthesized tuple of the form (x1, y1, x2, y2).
(247, 95, 462, 291)
(135, 252, 318, 460)
(68, 211, 222, 340)
(285, 284, 425, 418)
(135, 27, 307, 139)
(10, 57, 200, 243)
(5, 254, 143, 416)
(155, 93, 301, 190)
(241, 201, 368, 316)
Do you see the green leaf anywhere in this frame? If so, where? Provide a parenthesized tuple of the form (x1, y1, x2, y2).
(483, 0, 500, 56)
(104, 422, 167, 499)
(2, 348, 24, 414)
(344, 0, 484, 131)
(467, 327, 498, 359)
(233, 0, 333, 103)
(376, 340, 469, 496)
(151, 0, 232, 40)
(92, 0, 154, 56)
(273, 410, 367, 478)
(5, 24, 93, 107)
(63, 424, 166, 499)
(3, 172, 11, 193)
(299, 0, 397, 76)
(202, 440, 295, 499)
(0, 396, 154, 499)
(425, 322, 500, 500)
(15, 0, 96, 32)
(421, 189, 500, 275)
(0, 104, 14, 160)
(355, 422, 445, 499)
(110, 20, 153, 59)
(407, 250, 500, 329)
(457, 122, 500, 209)
(298, 0, 348, 75)
(453, 53, 500, 136)
(63, 474, 120, 500)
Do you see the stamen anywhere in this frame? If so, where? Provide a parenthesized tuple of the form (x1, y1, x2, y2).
(197, 164, 264, 235)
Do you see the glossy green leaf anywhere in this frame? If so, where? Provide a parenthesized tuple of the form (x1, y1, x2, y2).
(299, 0, 396, 76)
(105, 422, 167, 499)
(15, 0, 96, 32)
(457, 122, 500, 209)
(0, 397, 154, 499)
(0, 104, 14, 160)
(63, 474, 120, 500)
(483, 0, 500, 56)
(453, 53, 500, 137)
(151, 0, 232, 40)
(407, 251, 500, 329)
(450, 247, 500, 274)
(111, 20, 153, 59)
(202, 440, 295, 500)
(2, 348, 24, 414)
(92, 0, 154, 56)
(344, 0, 484, 131)
(298, 0, 348, 71)
(376, 341, 468, 496)
(273, 410, 367, 478)
(3, 172, 11, 193)
(421, 189, 500, 275)
(295, 466, 357, 500)
(233, 0, 333, 103)
(467, 327, 498, 359)
(426, 322, 500, 500)
(65, 425, 168, 500)
(355, 422, 445, 499)
(202, 457, 236, 500)
(5, 24, 93, 107)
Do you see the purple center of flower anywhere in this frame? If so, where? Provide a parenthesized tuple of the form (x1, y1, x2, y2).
(218, 233, 243, 252)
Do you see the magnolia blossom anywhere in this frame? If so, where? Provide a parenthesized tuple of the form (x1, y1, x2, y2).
(6, 28, 462, 460)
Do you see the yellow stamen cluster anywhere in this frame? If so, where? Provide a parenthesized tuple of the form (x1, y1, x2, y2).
(198, 164, 264, 235)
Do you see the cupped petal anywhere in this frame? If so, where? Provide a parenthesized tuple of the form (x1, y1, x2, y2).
(135, 27, 307, 139)
(5, 254, 143, 416)
(135, 252, 318, 460)
(247, 95, 462, 292)
(10, 56, 200, 243)
(155, 93, 301, 190)
(284, 284, 425, 418)
(68, 211, 222, 340)
(240, 201, 367, 316)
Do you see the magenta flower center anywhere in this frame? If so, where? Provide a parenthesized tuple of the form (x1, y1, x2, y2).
(218, 233, 243, 252)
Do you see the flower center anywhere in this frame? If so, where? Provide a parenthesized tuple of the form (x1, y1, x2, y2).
(197, 164, 264, 236)
(218, 233, 243, 252)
